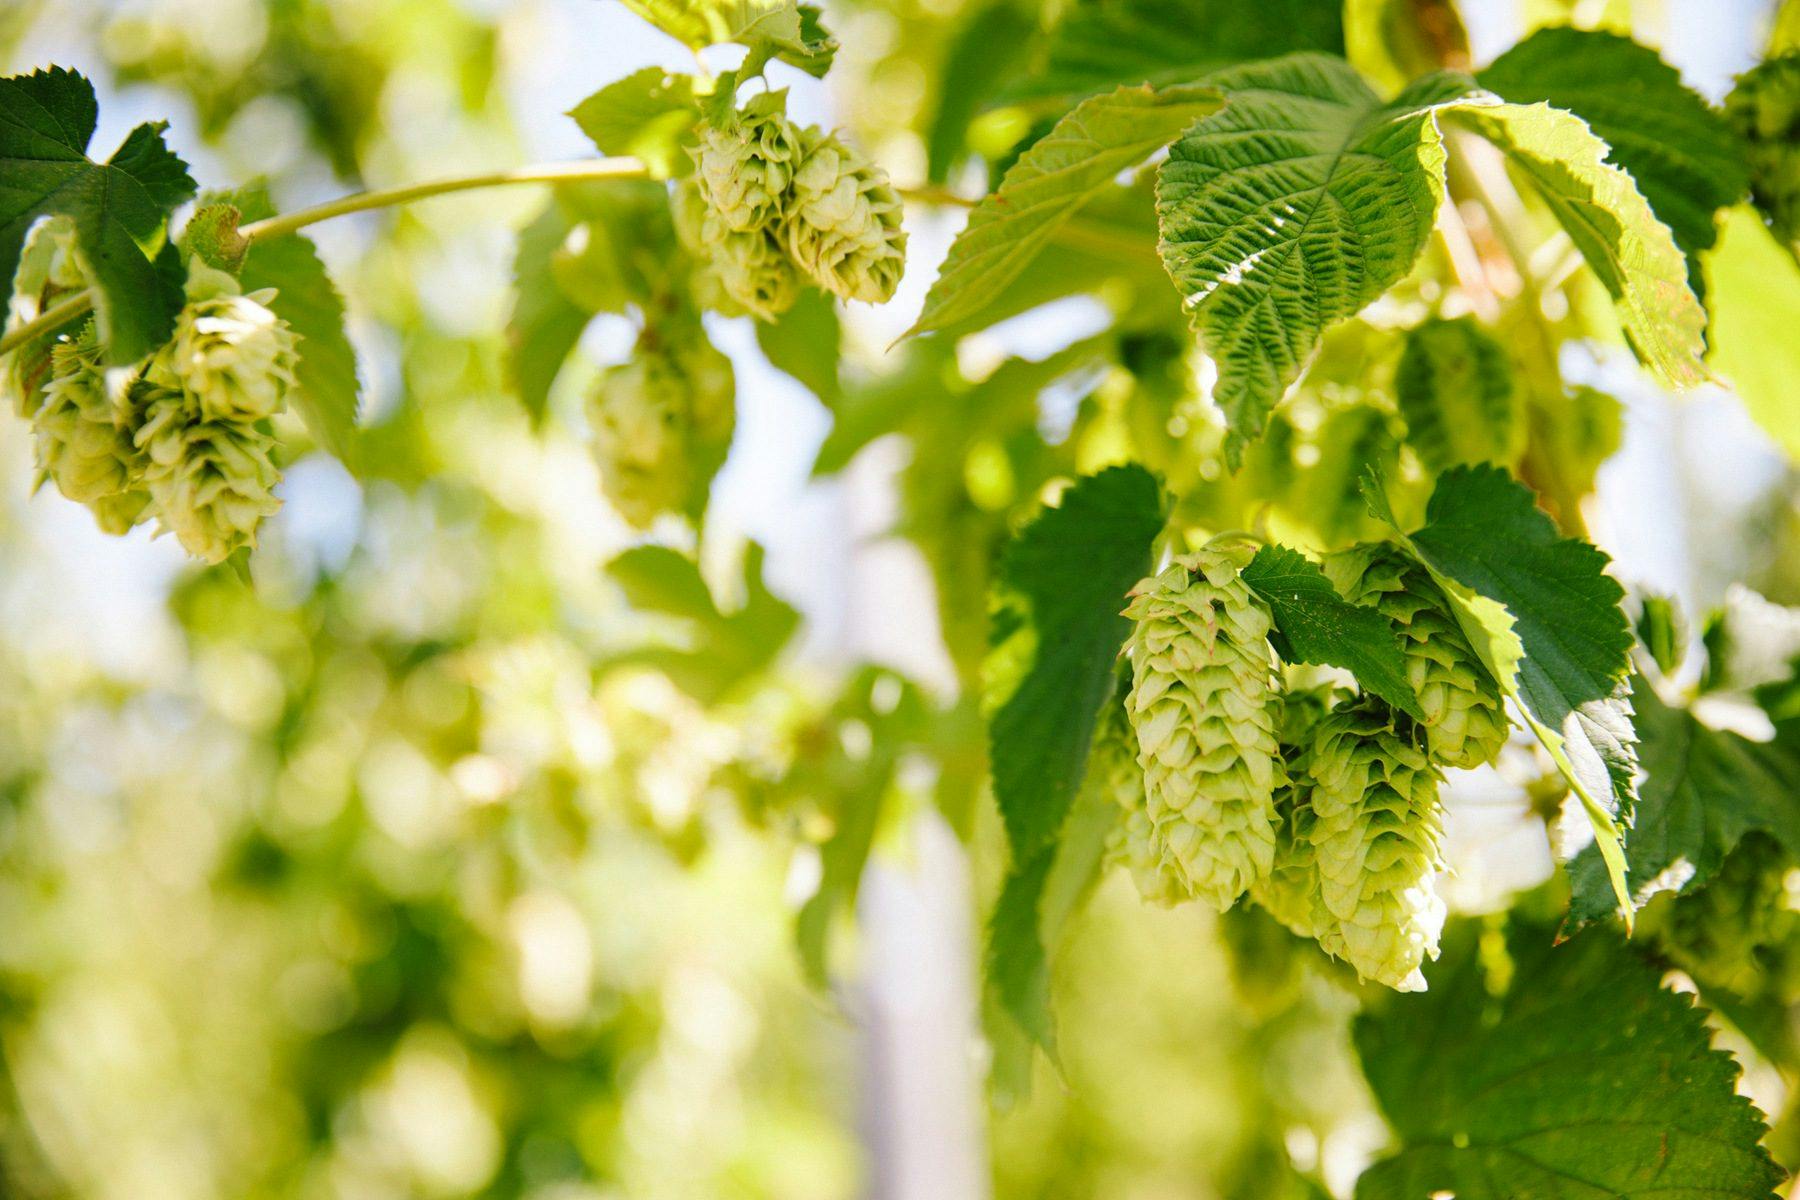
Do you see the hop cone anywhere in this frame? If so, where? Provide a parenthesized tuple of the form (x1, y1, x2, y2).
(134, 375, 282, 563)
(1095, 695, 1188, 907)
(163, 264, 299, 422)
(1727, 55, 1800, 246)
(693, 93, 805, 234)
(31, 324, 152, 535)
(5, 218, 86, 420)
(1324, 541, 1507, 769)
(589, 331, 735, 528)
(1305, 696, 1445, 991)
(1252, 685, 1339, 939)
(1122, 548, 1282, 911)
(1658, 835, 1793, 997)
(784, 128, 907, 304)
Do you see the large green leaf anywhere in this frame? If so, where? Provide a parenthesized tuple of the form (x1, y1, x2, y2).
(1365, 465, 1636, 913)
(1480, 27, 1748, 289)
(613, 0, 835, 76)
(909, 83, 1219, 339)
(568, 68, 698, 179)
(988, 464, 1164, 858)
(1354, 920, 1783, 1200)
(755, 288, 839, 403)
(1566, 681, 1800, 927)
(0, 67, 196, 363)
(1240, 543, 1423, 720)
(1156, 59, 1468, 466)
(1443, 99, 1709, 389)
(1009, 0, 1343, 103)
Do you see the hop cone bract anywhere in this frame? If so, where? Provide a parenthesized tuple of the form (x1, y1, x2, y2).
(1325, 541, 1507, 769)
(1727, 55, 1800, 246)
(784, 128, 907, 304)
(1305, 696, 1445, 991)
(1122, 549, 1282, 910)
(164, 264, 299, 422)
(589, 329, 735, 528)
(32, 324, 152, 535)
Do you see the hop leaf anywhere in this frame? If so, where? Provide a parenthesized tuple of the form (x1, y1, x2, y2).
(589, 328, 735, 528)
(1654, 834, 1794, 998)
(161, 262, 299, 423)
(1324, 541, 1509, 769)
(1122, 547, 1283, 910)
(784, 127, 907, 303)
(134, 375, 282, 562)
(31, 322, 152, 534)
(1305, 695, 1446, 991)
(1726, 54, 1800, 251)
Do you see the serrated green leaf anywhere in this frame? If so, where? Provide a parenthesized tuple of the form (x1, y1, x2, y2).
(613, 0, 835, 76)
(214, 186, 361, 463)
(1009, 0, 1343, 103)
(1636, 593, 1687, 678)
(507, 201, 590, 426)
(1354, 920, 1784, 1200)
(1365, 464, 1636, 915)
(909, 83, 1219, 340)
(1443, 99, 1709, 389)
(1156, 60, 1470, 466)
(604, 542, 800, 706)
(1566, 681, 1800, 928)
(989, 464, 1164, 858)
(0, 66, 196, 364)
(1241, 543, 1423, 719)
(1480, 27, 1748, 292)
(755, 287, 839, 402)
(568, 68, 698, 179)
(1394, 317, 1518, 472)
(1706, 206, 1800, 461)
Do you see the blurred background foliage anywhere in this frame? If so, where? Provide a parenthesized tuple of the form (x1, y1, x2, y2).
(5, 0, 1800, 1198)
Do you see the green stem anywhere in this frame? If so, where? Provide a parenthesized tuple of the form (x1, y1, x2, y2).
(0, 157, 651, 359)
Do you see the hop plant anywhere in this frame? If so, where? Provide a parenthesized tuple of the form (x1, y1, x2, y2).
(31, 323, 152, 535)
(784, 127, 907, 304)
(1727, 55, 1800, 246)
(1095, 694, 1188, 907)
(1252, 685, 1339, 940)
(588, 328, 735, 529)
(693, 93, 806, 235)
(162, 264, 299, 422)
(1121, 547, 1283, 911)
(4, 218, 87, 420)
(1305, 696, 1446, 991)
(134, 377, 283, 562)
(1324, 541, 1508, 769)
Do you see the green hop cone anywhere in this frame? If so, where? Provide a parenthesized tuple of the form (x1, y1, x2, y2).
(163, 263, 299, 422)
(1095, 694, 1189, 907)
(1122, 547, 1283, 911)
(1655, 834, 1794, 997)
(134, 371, 282, 563)
(1305, 695, 1445, 991)
(1727, 54, 1800, 248)
(784, 127, 907, 304)
(4, 217, 87, 420)
(589, 329, 735, 529)
(1324, 541, 1508, 769)
(31, 323, 152, 535)
(1252, 685, 1339, 939)
(693, 92, 806, 235)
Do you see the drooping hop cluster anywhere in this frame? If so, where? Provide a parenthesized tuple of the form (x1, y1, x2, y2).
(1095, 693, 1187, 907)
(1251, 685, 1338, 940)
(1302, 697, 1446, 991)
(16, 263, 296, 561)
(1325, 541, 1508, 769)
(1727, 54, 1800, 246)
(1120, 549, 1283, 911)
(686, 92, 906, 317)
(588, 328, 734, 528)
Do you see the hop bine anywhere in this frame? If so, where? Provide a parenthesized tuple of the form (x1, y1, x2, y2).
(1120, 547, 1283, 911)
(1324, 541, 1509, 769)
(1304, 695, 1446, 992)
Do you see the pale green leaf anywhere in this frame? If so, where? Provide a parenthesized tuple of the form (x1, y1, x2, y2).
(755, 288, 839, 402)
(909, 83, 1219, 340)
(1355, 920, 1784, 1199)
(1706, 206, 1800, 460)
(568, 68, 698, 178)
(507, 201, 589, 426)
(612, 0, 835, 76)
